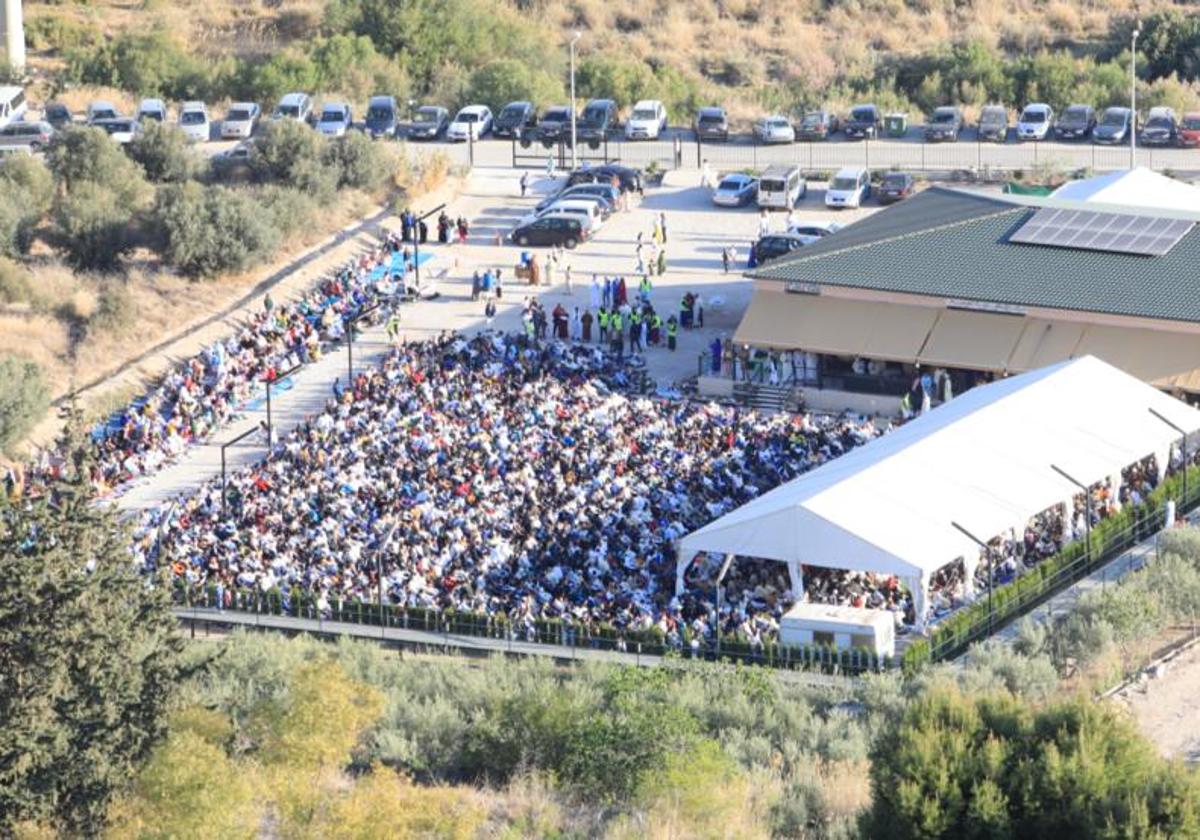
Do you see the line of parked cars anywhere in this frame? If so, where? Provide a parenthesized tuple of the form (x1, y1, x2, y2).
(507, 164, 643, 248)
(710, 164, 917, 216)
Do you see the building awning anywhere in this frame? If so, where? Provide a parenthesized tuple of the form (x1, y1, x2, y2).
(733, 291, 937, 361)
(916, 310, 1028, 371)
(1073, 325, 1200, 386)
(1006, 319, 1086, 372)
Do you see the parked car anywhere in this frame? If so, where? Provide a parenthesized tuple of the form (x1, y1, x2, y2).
(711, 172, 758, 207)
(754, 233, 811, 265)
(137, 98, 168, 123)
(447, 105, 492, 141)
(577, 99, 618, 143)
(924, 106, 963, 142)
(536, 182, 621, 212)
(977, 105, 1009, 142)
(42, 102, 73, 131)
(364, 95, 399, 139)
(315, 103, 353, 137)
(221, 103, 261, 140)
(695, 106, 729, 142)
(877, 171, 916, 204)
(756, 165, 806, 208)
(796, 110, 839, 141)
(1016, 103, 1054, 141)
(1179, 112, 1200, 147)
(272, 92, 314, 124)
(1054, 104, 1095, 140)
(566, 163, 642, 193)
(408, 105, 449, 140)
(493, 101, 537, 139)
(625, 100, 668, 140)
(509, 214, 588, 248)
(536, 105, 573, 142)
(0, 120, 55, 151)
(177, 102, 210, 142)
(0, 86, 27, 131)
(825, 167, 871, 209)
(211, 141, 255, 177)
(93, 118, 143, 145)
(786, 220, 843, 240)
(1141, 106, 1178, 146)
(1093, 106, 1133, 145)
(518, 197, 606, 230)
(87, 101, 120, 125)
(843, 104, 881, 139)
(753, 115, 795, 144)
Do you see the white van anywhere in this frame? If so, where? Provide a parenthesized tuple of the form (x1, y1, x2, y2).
(825, 167, 871, 209)
(0, 87, 28, 131)
(178, 101, 210, 142)
(756, 165, 807, 209)
(519, 199, 603, 233)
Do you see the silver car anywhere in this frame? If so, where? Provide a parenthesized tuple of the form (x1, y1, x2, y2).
(0, 120, 55, 151)
(754, 115, 795, 144)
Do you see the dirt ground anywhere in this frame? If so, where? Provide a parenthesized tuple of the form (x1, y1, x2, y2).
(1114, 639, 1200, 764)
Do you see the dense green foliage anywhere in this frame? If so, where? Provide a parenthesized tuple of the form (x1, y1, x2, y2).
(0, 355, 48, 453)
(152, 182, 281, 278)
(0, 419, 187, 835)
(128, 121, 202, 183)
(865, 685, 1200, 838)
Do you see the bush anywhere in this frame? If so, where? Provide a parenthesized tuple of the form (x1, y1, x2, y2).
(53, 181, 135, 271)
(0, 154, 54, 217)
(128, 122, 201, 183)
(324, 130, 387, 191)
(66, 31, 207, 101)
(45, 127, 149, 207)
(251, 120, 337, 200)
(469, 58, 564, 112)
(0, 354, 49, 452)
(254, 186, 318, 241)
(152, 182, 281, 278)
(865, 685, 1200, 838)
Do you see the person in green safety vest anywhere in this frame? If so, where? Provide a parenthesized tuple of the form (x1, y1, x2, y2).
(610, 310, 624, 357)
(629, 310, 642, 352)
(650, 312, 662, 345)
(597, 307, 609, 344)
(666, 315, 679, 351)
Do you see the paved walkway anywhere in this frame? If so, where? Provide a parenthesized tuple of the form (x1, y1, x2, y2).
(116, 166, 875, 512)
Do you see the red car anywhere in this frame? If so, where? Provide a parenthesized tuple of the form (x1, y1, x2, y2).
(878, 171, 915, 204)
(1179, 112, 1200, 147)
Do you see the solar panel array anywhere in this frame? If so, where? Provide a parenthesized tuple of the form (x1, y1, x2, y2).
(1009, 207, 1194, 257)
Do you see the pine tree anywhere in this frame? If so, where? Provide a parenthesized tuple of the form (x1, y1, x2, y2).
(0, 413, 187, 836)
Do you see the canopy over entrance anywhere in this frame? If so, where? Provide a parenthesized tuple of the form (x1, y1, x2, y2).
(677, 356, 1200, 630)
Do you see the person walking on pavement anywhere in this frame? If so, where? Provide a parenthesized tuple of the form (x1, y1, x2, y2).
(701, 159, 714, 189)
(386, 310, 402, 345)
(666, 315, 679, 351)
(659, 212, 668, 243)
(564, 264, 573, 295)
(721, 246, 731, 273)
(520, 171, 529, 197)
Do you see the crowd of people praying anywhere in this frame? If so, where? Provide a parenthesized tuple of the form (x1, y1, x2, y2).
(134, 332, 898, 648)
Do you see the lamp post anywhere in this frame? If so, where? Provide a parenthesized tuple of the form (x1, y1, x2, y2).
(1149, 407, 1190, 509)
(1051, 464, 1092, 567)
(375, 519, 401, 640)
(411, 203, 446, 293)
(951, 521, 996, 634)
(569, 31, 581, 171)
(1131, 22, 1141, 168)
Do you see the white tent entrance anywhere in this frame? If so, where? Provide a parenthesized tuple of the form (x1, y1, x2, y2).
(677, 356, 1200, 633)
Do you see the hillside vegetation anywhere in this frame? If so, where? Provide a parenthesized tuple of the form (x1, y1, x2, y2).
(14, 0, 1200, 123)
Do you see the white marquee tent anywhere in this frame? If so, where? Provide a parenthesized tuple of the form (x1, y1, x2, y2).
(1050, 167, 1200, 215)
(676, 356, 1200, 631)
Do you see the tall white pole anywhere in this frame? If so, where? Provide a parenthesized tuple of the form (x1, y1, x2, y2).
(1130, 25, 1140, 169)
(569, 31, 580, 171)
(3, 0, 26, 75)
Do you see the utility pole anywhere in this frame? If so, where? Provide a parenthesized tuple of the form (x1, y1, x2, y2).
(1130, 21, 1141, 169)
(569, 31, 581, 171)
(1, 0, 26, 74)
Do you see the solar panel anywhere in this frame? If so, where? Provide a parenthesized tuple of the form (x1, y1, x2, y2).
(1009, 207, 1194, 256)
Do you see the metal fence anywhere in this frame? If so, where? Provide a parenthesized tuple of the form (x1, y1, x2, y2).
(503, 129, 1199, 175)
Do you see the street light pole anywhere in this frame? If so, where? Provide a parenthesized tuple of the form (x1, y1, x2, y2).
(375, 519, 401, 640)
(1052, 464, 1092, 567)
(569, 31, 581, 171)
(1131, 22, 1140, 168)
(714, 553, 736, 656)
(1149, 407, 1190, 510)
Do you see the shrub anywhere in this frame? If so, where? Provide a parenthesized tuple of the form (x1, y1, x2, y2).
(53, 181, 135, 271)
(469, 58, 564, 112)
(152, 182, 281, 278)
(67, 31, 206, 101)
(128, 122, 201, 183)
(251, 120, 337, 199)
(45, 127, 149, 207)
(254, 186, 317, 241)
(0, 354, 49, 452)
(0, 154, 54, 217)
(0, 257, 32, 304)
(324, 130, 387, 192)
